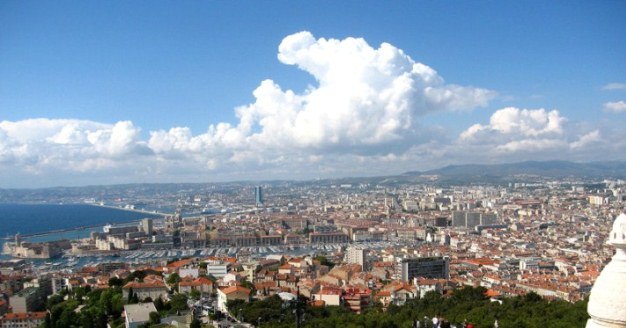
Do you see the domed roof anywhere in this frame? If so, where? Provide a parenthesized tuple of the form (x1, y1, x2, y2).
(586, 213, 626, 328)
(608, 213, 626, 247)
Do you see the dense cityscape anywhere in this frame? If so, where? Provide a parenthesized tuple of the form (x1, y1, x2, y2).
(2, 2, 625, 328)
(1, 167, 625, 327)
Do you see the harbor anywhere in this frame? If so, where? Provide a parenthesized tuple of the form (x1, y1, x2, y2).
(29, 240, 395, 273)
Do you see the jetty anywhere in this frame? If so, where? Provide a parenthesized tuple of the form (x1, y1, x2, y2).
(1, 204, 171, 242)
(89, 203, 172, 216)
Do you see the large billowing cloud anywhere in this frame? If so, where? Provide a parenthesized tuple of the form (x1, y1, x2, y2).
(149, 31, 495, 158)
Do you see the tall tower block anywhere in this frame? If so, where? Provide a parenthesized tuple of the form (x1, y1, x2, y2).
(255, 186, 263, 207)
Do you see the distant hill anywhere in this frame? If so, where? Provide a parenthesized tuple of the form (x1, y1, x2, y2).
(402, 160, 626, 184)
(2, 161, 625, 201)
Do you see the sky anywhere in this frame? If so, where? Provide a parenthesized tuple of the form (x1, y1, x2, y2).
(1, 1, 625, 188)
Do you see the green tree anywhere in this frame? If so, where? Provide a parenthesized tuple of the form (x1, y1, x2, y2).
(94, 308, 108, 328)
(166, 273, 180, 285)
(127, 287, 134, 303)
(131, 292, 139, 304)
(524, 291, 542, 303)
(100, 289, 114, 314)
(189, 288, 201, 300)
(154, 297, 165, 312)
(56, 306, 78, 328)
(190, 318, 202, 328)
(108, 277, 124, 287)
(240, 280, 256, 295)
(148, 311, 161, 325)
(125, 270, 147, 283)
(314, 255, 335, 269)
(43, 312, 51, 328)
(169, 293, 189, 313)
(46, 294, 65, 309)
(110, 292, 124, 317)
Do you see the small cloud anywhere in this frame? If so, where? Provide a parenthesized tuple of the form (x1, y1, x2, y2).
(570, 130, 601, 149)
(495, 138, 566, 153)
(460, 107, 565, 140)
(603, 83, 626, 91)
(604, 101, 626, 113)
(457, 107, 605, 156)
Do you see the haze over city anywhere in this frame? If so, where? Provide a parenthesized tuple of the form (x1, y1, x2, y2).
(1, 2, 625, 188)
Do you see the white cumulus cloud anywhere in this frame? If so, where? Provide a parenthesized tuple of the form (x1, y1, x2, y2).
(604, 101, 626, 113)
(460, 107, 566, 145)
(147, 31, 497, 164)
(0, 118, 146, 172)
(570, 130, 601, 150)
(457, 107, 604, 155)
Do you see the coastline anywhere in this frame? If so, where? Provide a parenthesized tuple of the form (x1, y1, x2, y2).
(1, 222, 111, 241)
(86, 203, 172, 217)
(0, 203, 168, 243)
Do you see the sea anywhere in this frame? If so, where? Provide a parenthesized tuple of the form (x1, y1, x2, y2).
(0, 203, 163, 246)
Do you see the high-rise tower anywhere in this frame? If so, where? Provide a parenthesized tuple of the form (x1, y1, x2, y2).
(255, 186, 263, 207)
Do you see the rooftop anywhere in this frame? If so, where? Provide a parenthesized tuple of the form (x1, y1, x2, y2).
(124, 302, 157, 324)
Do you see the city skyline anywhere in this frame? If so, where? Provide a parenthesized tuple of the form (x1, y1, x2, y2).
(1, 2, 626, 188)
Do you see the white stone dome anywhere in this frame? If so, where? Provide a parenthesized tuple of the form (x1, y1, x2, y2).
(586, 213, 626, 328)
(609, 213, 626, 247)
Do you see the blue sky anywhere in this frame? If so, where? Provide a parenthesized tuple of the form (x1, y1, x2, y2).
(1, 1, 625, 187)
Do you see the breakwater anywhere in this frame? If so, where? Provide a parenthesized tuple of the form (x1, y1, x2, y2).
(0, 203, 166, 243)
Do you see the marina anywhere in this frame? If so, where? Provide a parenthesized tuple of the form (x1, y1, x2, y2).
(29, 241, 394, 274)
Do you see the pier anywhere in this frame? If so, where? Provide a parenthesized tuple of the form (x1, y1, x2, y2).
(1, 204, 170, 242)
(1, 218, 165, 242)
(1, 223, 109, 241)
(88, 203, 172, 217)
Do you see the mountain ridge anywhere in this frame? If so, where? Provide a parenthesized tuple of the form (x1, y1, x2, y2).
(407, 160, 626, 178)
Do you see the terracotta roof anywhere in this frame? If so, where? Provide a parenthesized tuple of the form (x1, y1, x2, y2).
(316, 287, 342, 295)
(485, 289, 501, 298)
(166, 259, 193, 269)
(195, 276, 213, 285)
(1, 312, 46, 320)
(220, 286, 251, 295)
(123, 280, 167, 289)
(255, 281, 277, 289)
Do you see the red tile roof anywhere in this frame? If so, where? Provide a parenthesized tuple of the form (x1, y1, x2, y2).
(1, 312, 46, 320)
(166, 259, 193, 269)
(123, 280, 167, 289)
(220, 286, 251, 295)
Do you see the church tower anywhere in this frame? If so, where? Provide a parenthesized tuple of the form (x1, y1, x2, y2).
(586, 213, 626, 328)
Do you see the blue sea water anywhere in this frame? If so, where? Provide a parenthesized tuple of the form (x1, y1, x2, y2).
(0, 204, 162, 241)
